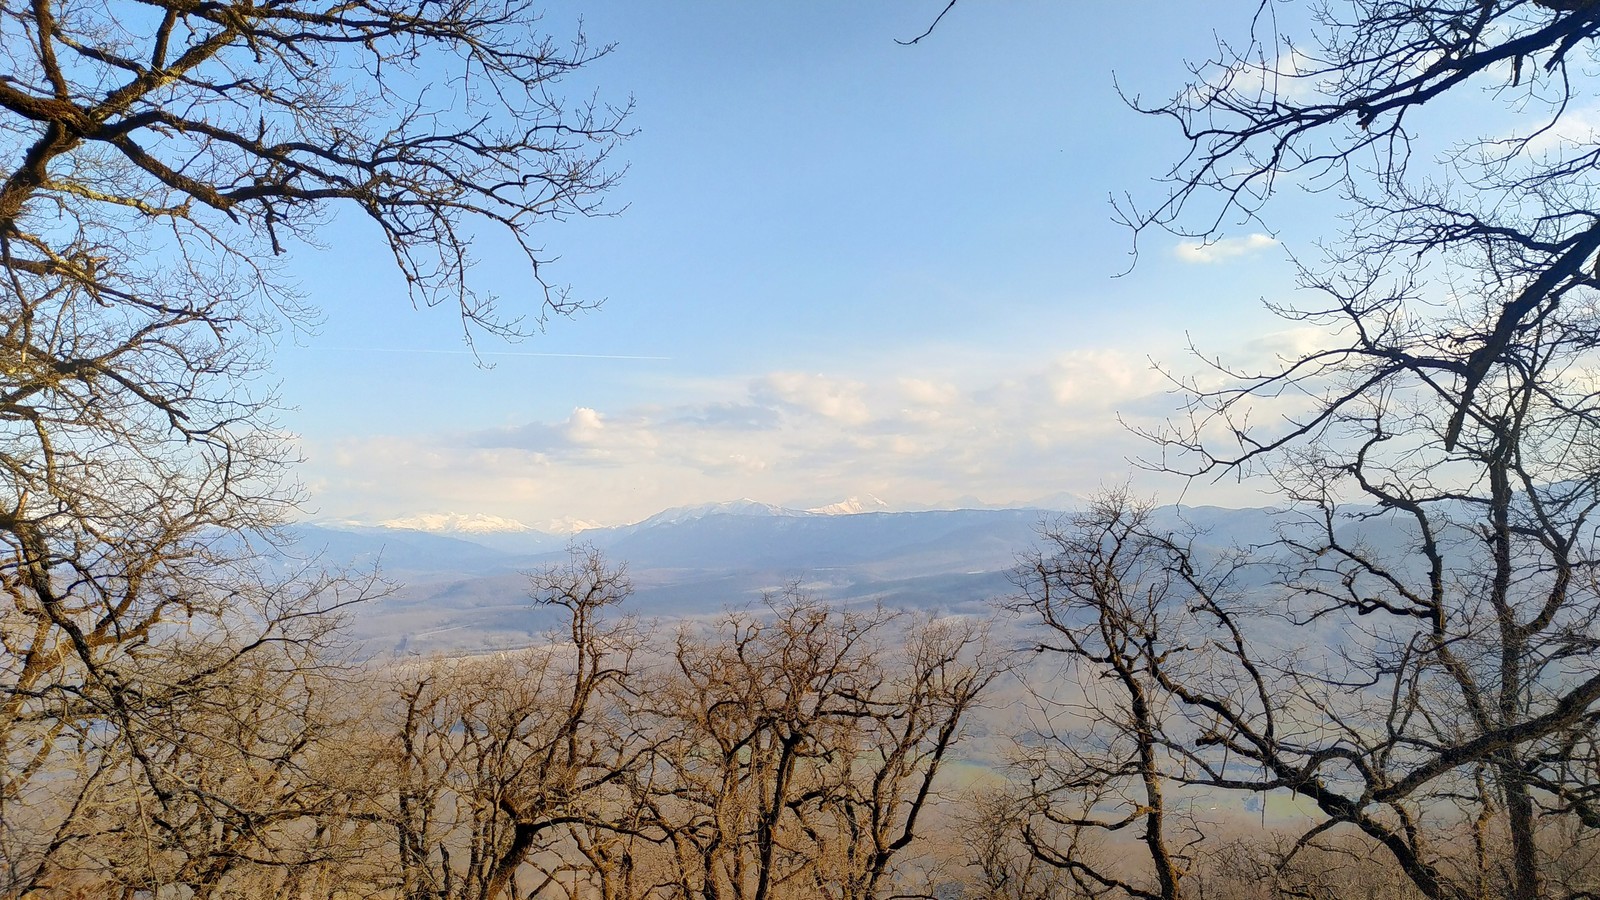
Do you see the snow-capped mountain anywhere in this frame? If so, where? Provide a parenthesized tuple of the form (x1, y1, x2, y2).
(531, 516, 605, 535)
(378, 512, 538, 534)
(806, 495, 890, 516)
(284, 496, 1313, 656)
(630, 498, 813, 528)
(339, 512, 566, 555)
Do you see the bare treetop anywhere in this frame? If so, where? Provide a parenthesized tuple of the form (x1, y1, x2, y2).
(0, 5, 628, 895)
(0, 0, 630, 336)
(1126, 0, 1600, 240)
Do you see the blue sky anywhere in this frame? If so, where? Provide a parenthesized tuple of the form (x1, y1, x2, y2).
(276, 2, 1323, 528)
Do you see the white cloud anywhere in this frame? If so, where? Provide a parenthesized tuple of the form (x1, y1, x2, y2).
(752, 372, 871, 425)
(897, 377, 959, 407)
(564, 407, 607, 445)
(1173, 233, 1278, 264)
(299, 341, 1294, 527)
(1514, 104, 1600, 156)
(1240, 326, 1332, 364)
(1045, 351, 1163, 409)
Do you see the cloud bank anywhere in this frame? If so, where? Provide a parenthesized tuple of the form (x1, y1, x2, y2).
(300, 349, 1190, 526)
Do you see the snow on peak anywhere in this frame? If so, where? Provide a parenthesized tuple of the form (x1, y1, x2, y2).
(634, 498, 811, 528)
(378, 512, 536, 534)
(806, 495, 890, 516)
(535, 516, 605, 535)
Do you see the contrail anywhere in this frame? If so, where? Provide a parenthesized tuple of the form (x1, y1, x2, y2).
(293, 346, 672, 361)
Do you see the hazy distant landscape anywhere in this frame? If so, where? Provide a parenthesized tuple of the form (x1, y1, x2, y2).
(301, 501, 1038, 653)
(9, 2, 1600, 899)
(291, 499, 1298, 654)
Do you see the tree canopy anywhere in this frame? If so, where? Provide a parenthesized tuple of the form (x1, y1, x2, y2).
(0, 2, 628, 895)
(1006, 4, 1600, 899)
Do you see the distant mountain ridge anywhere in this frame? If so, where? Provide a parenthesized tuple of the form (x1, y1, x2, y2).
(378, 512, 539, 534)
(806, 495, 890, 515)
(287, 498, 1299, 656)
(631, 498, 810, 528)
(317, 492, 1066, 541)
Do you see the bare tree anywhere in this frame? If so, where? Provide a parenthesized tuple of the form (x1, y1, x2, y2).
(0, 3, 625, 895)
(1009, 492, 1204, 900)
(1119, 213, 1600, 899)
(1011, 468, 1600, 900)
(0, 559, 375, 899)
(0, 0, 626, 332)
(953, 790, 1080, 900)
(895, 5, 1600, 895)
(639, 594, 997, 900)
(1125, 0, 1600, 408)
(1033, 4, 1600, 899)
(364, 548, 647, 900)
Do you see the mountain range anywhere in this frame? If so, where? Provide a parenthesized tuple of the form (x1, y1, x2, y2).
(289, 497, 1289, 656)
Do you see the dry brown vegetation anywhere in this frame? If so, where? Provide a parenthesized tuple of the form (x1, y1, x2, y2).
(991, 1, 1600, 897)
(5, 0, 1600, 898)
(0, 547, 1003, 900)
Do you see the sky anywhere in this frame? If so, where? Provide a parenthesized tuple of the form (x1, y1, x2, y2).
(275, 2, 1331, 529)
